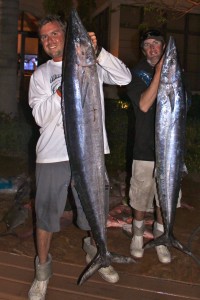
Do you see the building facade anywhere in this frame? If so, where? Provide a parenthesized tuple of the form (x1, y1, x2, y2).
(0, 0, 199, 115)
(92, 0, 200, 92)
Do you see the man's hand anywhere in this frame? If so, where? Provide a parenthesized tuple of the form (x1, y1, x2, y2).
(88, 32, 98, 53)
(155, 56, 164, 75)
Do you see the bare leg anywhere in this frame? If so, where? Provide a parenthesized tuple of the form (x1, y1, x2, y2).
(134, 209, 145, 221)
(37, 228, 53, 264)
(28, 229, 53, 299)
(156, 206, 163, 225)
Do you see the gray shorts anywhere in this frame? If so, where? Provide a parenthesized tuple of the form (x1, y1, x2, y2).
(35, 162, 110, 232)
(129, 160, 181, 211)
(35, 161, 71, 232)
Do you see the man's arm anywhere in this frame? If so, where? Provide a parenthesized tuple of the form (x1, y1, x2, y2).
(139, 57, 163, 112)
(97, 48, 132, 85)
(88, 32, 131, 86)
(29, 68, 61, 128)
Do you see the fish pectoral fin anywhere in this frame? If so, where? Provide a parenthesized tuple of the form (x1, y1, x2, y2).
(110, 252, 136, 264)
(169, 89, 175, 111)
(77, 253, 108, 285)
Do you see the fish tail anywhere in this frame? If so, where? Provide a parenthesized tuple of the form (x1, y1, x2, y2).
(77, 253, 110, 285)
(144, 233, 190, 252)
(144, 234, 200, 266)
(110, 252, 136, 264)
(171, 237, 200, 266)
(78, 251, 136, 285)
(144, 233, 170, 249)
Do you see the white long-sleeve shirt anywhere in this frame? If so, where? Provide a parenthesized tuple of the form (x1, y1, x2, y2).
(29, 48, 132, 163)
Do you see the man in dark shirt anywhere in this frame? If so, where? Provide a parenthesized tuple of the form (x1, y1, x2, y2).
(126, 30, 181, 263)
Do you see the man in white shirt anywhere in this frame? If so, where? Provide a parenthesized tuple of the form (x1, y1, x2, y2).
(28, 15, 131, 300)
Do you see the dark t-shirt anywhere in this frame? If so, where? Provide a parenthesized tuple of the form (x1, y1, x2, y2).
(126, 58, 156, 161)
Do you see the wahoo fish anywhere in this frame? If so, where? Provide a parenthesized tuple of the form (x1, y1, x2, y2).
(145, 36, 198, 263)
(61, 9, 134, 285)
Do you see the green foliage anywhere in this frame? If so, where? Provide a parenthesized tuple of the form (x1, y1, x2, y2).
(105, 98, 134, 173)
(138, 4, 167, 32)
(138, 22, 149, 33)
(0, 112, 32, 157)
(185, 95, 200, 172)
(144, 4, 166, 24)
(43, 0, 96, 27)
(185, 120, 200, 172)
(186, 94, 200, 121)
(105, 95, 200, 174)
(1, 95, 200, 174)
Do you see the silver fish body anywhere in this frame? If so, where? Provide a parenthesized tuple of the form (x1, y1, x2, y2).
(156, 36, 187, 236)
(62, 9, 134, 285)
(145, 36, 197, 260)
